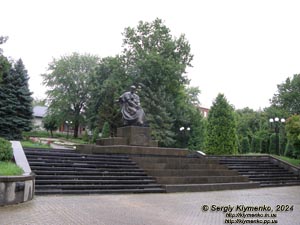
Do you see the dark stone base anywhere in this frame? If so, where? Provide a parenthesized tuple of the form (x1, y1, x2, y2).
(77, 144, 189, 156)
(96, 126, 158, 147)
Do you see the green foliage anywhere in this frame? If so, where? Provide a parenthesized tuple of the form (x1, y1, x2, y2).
(284, 141, 295, 158)
(0, 36, 8, 56)
(42, 53, 99, 138)
(140, 85, 175, 146)
(251, 136, 261, 153)
(82, 130, 89, 143)
(121, 18, 199, 147)
(188, 110, 206, 151)
(276, 155, 300, 167)
(285, 115, 300, 158)
(0, 58, 33, 140)
(0, 161, 23, 176)
(101, 122, 110, 138)
(92, 127, 100, 143)
(205, 94, 238, 155)
(240, 137, 250, 153)
(86, 56, 129, 132)
(0, 137, 13, 161)
(43, 114, 59, 137)
(271, 74, 300, 115)
(269, 133, 277, 154)
(21, 140, 51, 149)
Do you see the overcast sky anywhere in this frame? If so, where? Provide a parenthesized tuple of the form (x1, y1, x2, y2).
(1, 0, 300, 110)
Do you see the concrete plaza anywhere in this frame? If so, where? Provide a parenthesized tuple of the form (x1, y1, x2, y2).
(0, 186, 299, 225)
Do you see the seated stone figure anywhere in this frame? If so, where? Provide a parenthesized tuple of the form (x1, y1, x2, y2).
(118, 85, 146, 126)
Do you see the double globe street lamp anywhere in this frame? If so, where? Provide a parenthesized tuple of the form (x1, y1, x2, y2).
(269, 117, 285, 155)
(179, 127, 191, 148)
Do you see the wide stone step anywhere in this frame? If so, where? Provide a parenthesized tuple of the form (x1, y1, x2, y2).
(145, 169, 238, 177)
(165, 182, 259, 192)
(35, 188, 165, 195)
(26, 155, 132, 163)
(36, 175, 150, 180)
(35, 170, 147, 176)
(212, 156, 300, 188)
(30, 165, 140, 171)
(218, 159, 270, 163)
(36, 179, 157, 185)
(24, 147, 166, 194)
(250, 176, 300, 181)
(27, 157, 134, 164)
(132, 157, 219, 164)
(230, 168, 285, 172)
(37, 184, 162, 190)
(260, 181, 300, 187)
(156, 176, 248, 184)
(25, 149, 130, 160)
(227, 165, 280, 169)
(135, 162, 227, 170)
(247, 174, 298, 178)
(242, 171, 294, 175)
(29, 161, 136, 167)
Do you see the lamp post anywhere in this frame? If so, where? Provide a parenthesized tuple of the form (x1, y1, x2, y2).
(269, 117, 285, 155)
(65, 121, 73, 139)
(179, 126, 191, 148)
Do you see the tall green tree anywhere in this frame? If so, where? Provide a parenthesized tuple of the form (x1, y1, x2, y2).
(86, 56, 130, 133)
(205, 94, 238, 155)
(285, 115, 300, 158)
(0, 58, 33, 139)
(43, 114, 58, 138)
(121, 18, 197, 146)
(271, 74, 300, 115)
(0, 36, 8, 56)
(42, 53, 99, 138)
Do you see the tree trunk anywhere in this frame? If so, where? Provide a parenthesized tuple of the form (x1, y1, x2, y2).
(73, 122, 79, 138)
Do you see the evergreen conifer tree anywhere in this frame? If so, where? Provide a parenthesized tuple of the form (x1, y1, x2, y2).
(205, 94, 238, 155)
(0, 58, 33, 139)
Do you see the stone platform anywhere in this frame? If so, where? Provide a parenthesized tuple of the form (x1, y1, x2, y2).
(76, 125, 259, 193)
(78, 125, 189, 156)
(77, 144, 190, 156)
(96, 126, 158, 147)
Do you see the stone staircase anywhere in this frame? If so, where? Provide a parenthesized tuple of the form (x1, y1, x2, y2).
(24, 148, 165, 194)
(131, 155, 259, 192)
(213, 156, 300, 187)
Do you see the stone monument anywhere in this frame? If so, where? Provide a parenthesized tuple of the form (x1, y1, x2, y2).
(96, 85, 158, 147)
(118, 85, 146, 126)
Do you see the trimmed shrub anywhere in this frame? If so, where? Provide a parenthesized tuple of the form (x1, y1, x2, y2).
(0, 137, 13, 161)
(92, 127, 100, 143)
(240, 137, 250, 154)
(101, 122, 110, 138)
(284, 141, 295, 158)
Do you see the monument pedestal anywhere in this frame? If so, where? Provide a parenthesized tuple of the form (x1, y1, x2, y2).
(96, 126, 158, 147)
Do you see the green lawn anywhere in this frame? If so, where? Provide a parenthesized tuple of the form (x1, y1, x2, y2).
(21, 140, 51, 149)
(275, 156, 300, 167)
(0, 161, 24, 176)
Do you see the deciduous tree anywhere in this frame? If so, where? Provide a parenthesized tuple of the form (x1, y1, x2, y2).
(271, 74, 300, 115)
(42, 53, 99, 138)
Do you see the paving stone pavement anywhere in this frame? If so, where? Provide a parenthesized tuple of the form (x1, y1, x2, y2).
(0, 186, 300, 225)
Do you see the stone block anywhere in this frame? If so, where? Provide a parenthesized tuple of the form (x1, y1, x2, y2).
(96, 137, 127, 146)
(96, 126, 158, 147)
(117, 126, 152, 146)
